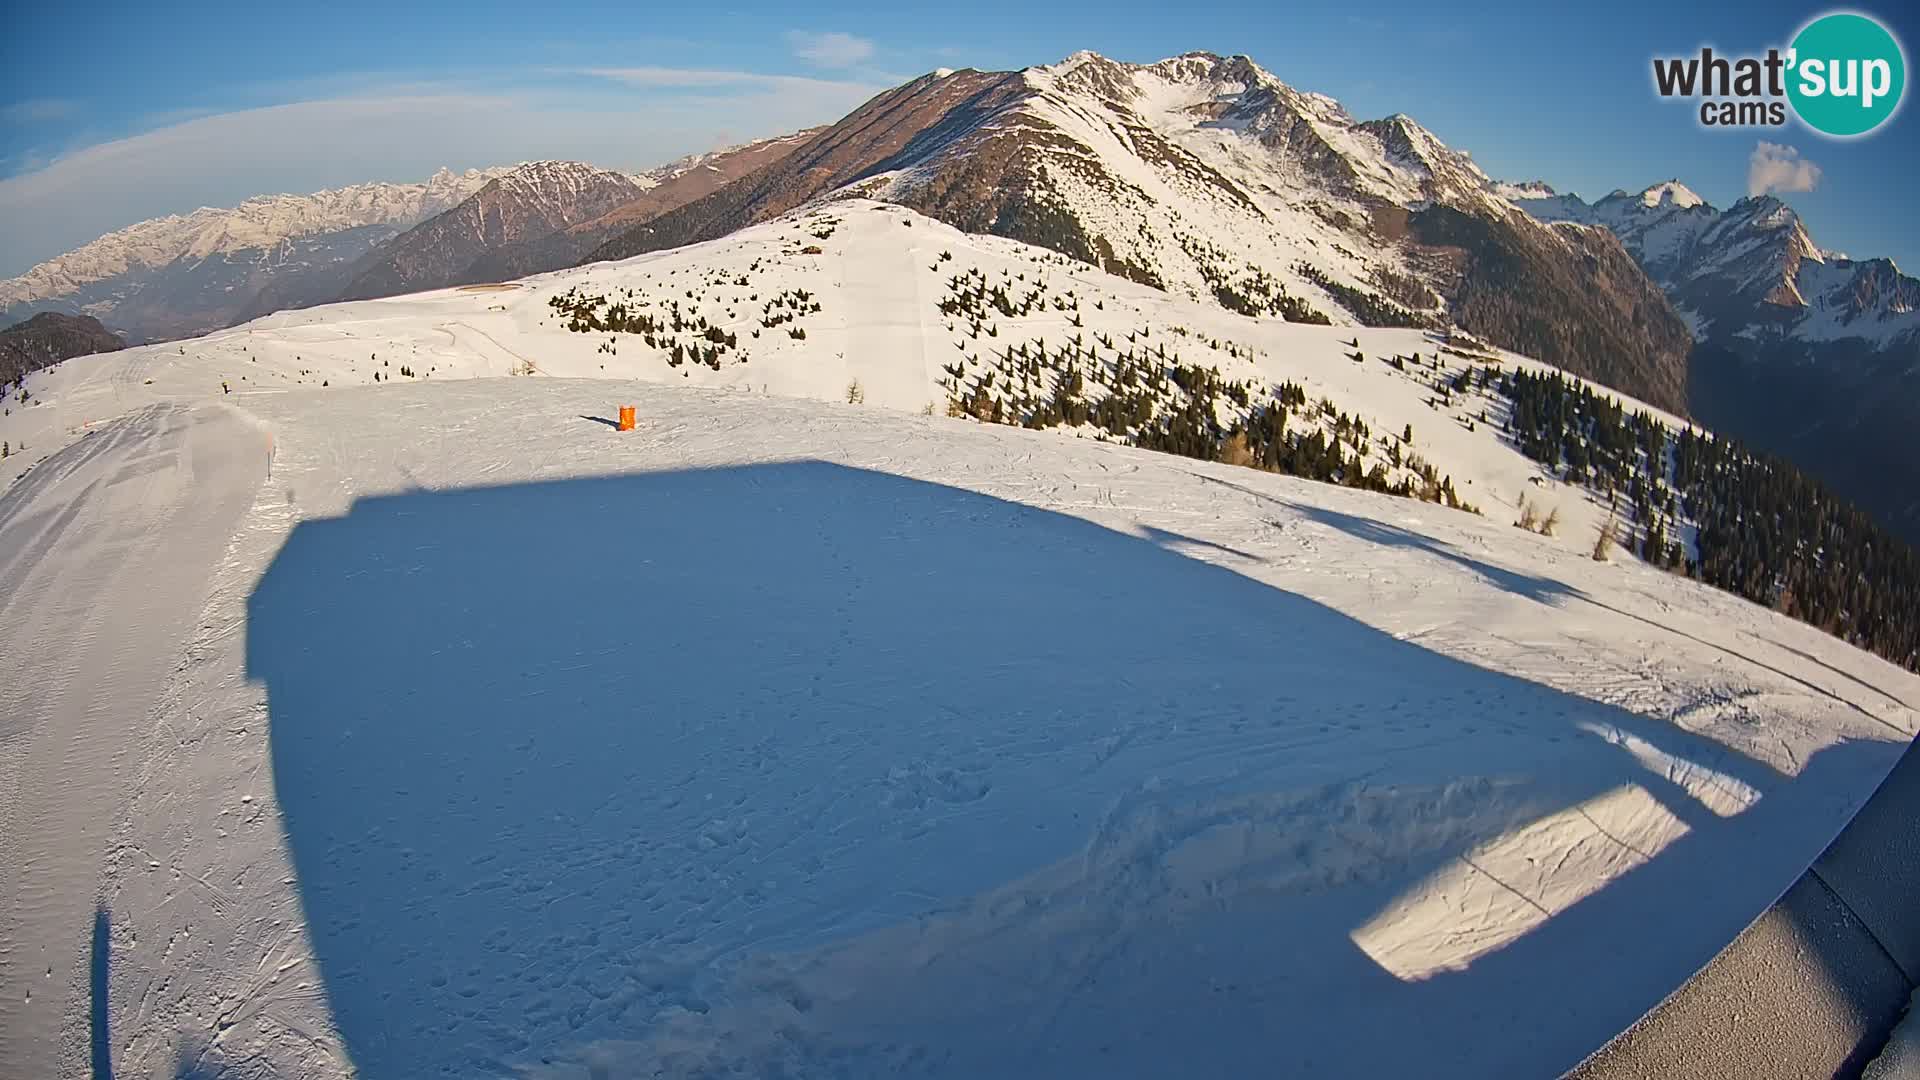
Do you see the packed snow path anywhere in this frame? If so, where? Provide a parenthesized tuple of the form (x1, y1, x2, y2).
(835, 209, 935, 409)
(0, 378, 1903, 1078)
(0, 404, 265, 1079)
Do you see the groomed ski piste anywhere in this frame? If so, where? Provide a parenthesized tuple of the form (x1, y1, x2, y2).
(2, 201, 1916, 1079)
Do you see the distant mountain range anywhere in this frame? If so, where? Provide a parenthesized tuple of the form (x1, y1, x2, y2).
(335, 161, 655, 301)
(0, 135, 819, 345)
(1506, 179, 1917, 351)
(0, 169, 506, 342)
(1506, 180, 1920, 541)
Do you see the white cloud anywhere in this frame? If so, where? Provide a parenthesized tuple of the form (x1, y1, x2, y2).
(0, 98, 79, 125)
(579, 66, 873, 95)
(1747, 141, 1823, 198)
(786, 31, 876, 68)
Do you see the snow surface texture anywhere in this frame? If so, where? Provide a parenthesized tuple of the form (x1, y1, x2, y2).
(1865, 988, 1920, 1080)
(1, 203, 1916, 1079)
(0, 403, 266, 1078)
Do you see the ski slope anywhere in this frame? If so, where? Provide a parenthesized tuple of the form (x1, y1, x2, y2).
(0, 403, 266, 1080)
(5, 200, 1671, 558)
(1, 203, 1917, 1079)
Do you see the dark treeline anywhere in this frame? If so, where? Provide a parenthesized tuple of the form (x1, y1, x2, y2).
(936, 256, 1473, 512)
(951, 338, 1469, 510)
(1496, 366, 1920, 672)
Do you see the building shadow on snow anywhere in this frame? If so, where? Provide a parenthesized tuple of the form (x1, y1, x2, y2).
(1285, 500, 1580, 607)
(247, 461, 1900, 1079)
(1186, 468, 1583, 608)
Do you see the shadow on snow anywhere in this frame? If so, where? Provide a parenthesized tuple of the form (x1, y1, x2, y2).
(245, 461, 1894, 1079)
(91, 905, 111, 1080)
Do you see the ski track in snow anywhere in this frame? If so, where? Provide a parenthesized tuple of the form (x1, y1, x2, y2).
(0, 404, 266, 1080)
(836, 210, 935, 412)
(0, 203, 1916, 1079)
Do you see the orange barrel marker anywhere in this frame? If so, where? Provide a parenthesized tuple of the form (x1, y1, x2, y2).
(617, 405, 636, 431)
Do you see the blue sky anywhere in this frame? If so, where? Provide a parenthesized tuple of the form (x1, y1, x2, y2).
(2, 0, 1914, 276)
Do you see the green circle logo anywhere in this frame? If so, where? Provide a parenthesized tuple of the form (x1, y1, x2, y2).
(1788, 12, 1906, 136)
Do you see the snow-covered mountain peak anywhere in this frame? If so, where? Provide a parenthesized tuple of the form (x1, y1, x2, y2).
(482, 161, 646, 207)
(1026, 50, 1325, 127)
(1494, 180, 1558, 201)
(1142, 51, 1272, 91)
(1012, 50, 1497, 209)
(1355, 113, 1491, 197)
(1051, 48, 1109, 71)
(1028, 49, 1143, 102)
(1638, 180, 1704, 209)
(1732, 194, 1804, 232)
(1586, 183, 1714, 225)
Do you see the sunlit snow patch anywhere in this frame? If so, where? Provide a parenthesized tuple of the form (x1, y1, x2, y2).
(1352, 783, 1691, 980)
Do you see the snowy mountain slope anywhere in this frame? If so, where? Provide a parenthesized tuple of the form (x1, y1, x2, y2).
(13, 199, 1919, 671)
(6, 200, 1672, 560)
(1512, 180, 1920, 542)
(2, 370, 1914, 1078)
(0, 168, 508, 342)
(39, 198, 1904, 672)
(590, 52, 1692, 414)
(337, 161, 653, 301)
